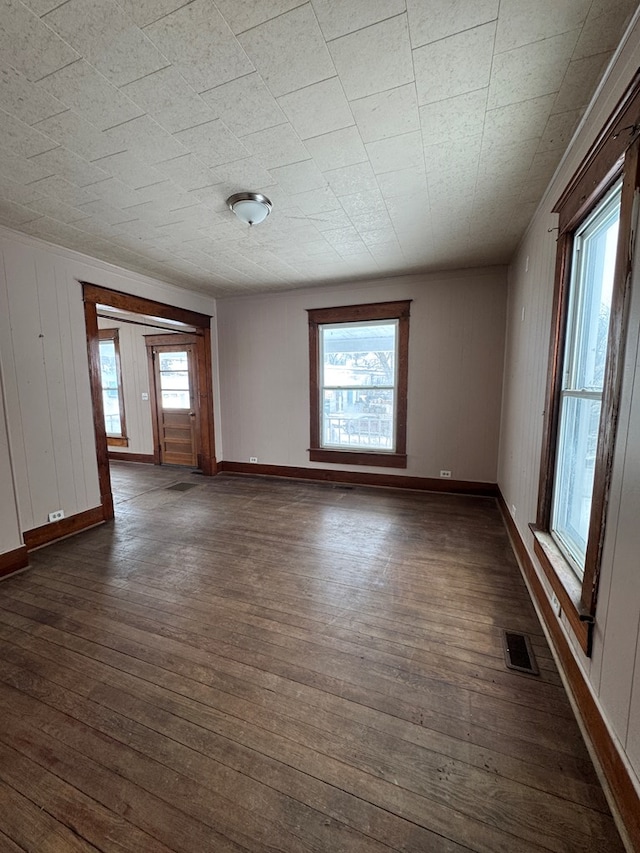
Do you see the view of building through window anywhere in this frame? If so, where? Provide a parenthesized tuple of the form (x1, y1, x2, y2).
(320, 321, 397, 451)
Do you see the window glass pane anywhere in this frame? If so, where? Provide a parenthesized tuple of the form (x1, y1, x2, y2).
(552, 396, 601, 568)
(322, 322, 396, 388)
(161, 390, 190, 409)
(569, 197, 620, 392)
(102, 389, 121, 435)
(159, 351, 188, 372)
(322, 388, 394, 450)
(99, 340, 118, 390)
(159, 371, 190, 391)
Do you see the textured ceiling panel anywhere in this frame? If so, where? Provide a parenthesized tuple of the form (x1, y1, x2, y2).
(0, 0, 637, 295)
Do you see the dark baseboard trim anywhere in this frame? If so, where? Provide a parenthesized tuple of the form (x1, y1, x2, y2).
(108, 452, 155, 464)
(496, 490, 640, 851)
(0, 545, 29, 579)
(218, 461, 498, 497)
(23, 505, 107, 551)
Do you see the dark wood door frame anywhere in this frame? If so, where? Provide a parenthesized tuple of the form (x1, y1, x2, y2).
(145, 333, 201, 467)
(82, 282, 217, 521)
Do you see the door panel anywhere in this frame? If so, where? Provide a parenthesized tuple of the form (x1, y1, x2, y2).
(147, 339, 200, 467)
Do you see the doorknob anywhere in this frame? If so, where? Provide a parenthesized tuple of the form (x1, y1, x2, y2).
(189, 411, 196, 417)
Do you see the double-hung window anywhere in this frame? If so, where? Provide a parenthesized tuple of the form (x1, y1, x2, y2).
(551, 184, 621, 575)
(533, 75, 640, 655)
(98, 329, 128, 447)
(308, 301, 410, 468)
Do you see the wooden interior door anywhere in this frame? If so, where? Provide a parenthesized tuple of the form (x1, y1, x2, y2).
(147, 336, 200, 466)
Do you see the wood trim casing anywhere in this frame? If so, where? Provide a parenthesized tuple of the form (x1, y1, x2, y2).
(23, 505, 106, 551)
(307, 300, 411, 469)
(82, 282, 211, 329)
(218, 461, 498, 496)
(84, 299, 114, 521)
(0, 546, 29, 579)
(498, 493, 640, 852)
(108, 451, 155, 464)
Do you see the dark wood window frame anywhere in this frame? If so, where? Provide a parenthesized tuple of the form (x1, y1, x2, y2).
(531, 72, 640, 656)
(98, 328, 128, 448)
(307, 300, 411, 468)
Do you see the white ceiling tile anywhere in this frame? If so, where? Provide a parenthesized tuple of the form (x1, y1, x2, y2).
(414, 21, 496, 106)
(329, 14, 413, 101)
(213, 158, 275, 193)
(0, 198, 44, 226)
(487, 29, 581, 110)
(537, 108, 584, 153)
(311, 0, 406, 41)
(269, 159, 326, 193)
(25, 195, 90, 224)
(306, 209, 353, 231)
(572, 0, 637, 60)
(289, 185, 340, 214)
(407, 0, 498, 48)
(481, 93, 555, 146)
(20, 0, 69, 15)
(377, 167, 427, 200)
(0, 0, 80, 82)
(32, 110, 123, 160)
(0, 108, 59, 157)
(144, 0, 254, 93)
(103, 115, 189, 163)
(89, 151, 164, 189)
(215, 0, 307, 35)
(423, 135, 482, 179)
(238, 5, 334, 97)
(43, 0, 168, 86)
(366, 131, 423, 175)
(419, 88, 487, 146)
(324, 161, 379, 196)
(305, 126, 366, 171)
(77, 198, 136, 225)
(115, 0, 192, 27)
(552, 53, 611, 114)
(495, 0, 590, 53)
(0, 150, 56, 185)
(28, 147, 110, 187)
(242, 123, 310, 169)
(120, 67, 216, 134)
(278, 77, 354, 140)
(36, 60, 144, 131)
(27, 175, 100, 207)
(200, 74, 286, 138)
(351, 83, 419, 144)
(0, 66, 66, 125)
(339, 190, 386, 219)
(173, 120, 249, 168)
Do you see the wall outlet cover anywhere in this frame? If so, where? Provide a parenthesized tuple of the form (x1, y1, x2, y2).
(48, 509, 65, 522)
(249, 457, 258, 463)
(440, 470, 452, 478)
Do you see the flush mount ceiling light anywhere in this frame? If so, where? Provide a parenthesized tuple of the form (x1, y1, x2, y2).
(226, 191, 272, 226)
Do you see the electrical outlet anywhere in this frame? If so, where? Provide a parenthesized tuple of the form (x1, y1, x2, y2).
(48, 509, 64, 523)
(551, 592, 561, 617)
(440, 470, 451, 478)
(249, 457, 258, 463)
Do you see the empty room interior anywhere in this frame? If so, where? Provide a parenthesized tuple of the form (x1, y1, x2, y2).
(1, 1, 640, 851)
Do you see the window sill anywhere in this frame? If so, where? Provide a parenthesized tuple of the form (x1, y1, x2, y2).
(107, 436, 129, 447)
(310, 448, 407, 468)
(529, 525, 593, 656)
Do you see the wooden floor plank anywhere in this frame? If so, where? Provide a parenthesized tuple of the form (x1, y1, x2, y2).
(0, 464, 626, 853)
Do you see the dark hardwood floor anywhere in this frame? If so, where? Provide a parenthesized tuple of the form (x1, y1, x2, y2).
(0, 462, 626, 852)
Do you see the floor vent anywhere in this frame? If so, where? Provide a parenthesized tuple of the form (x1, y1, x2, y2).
(502, 630, 539, 676)
(166, 482, 198, 492)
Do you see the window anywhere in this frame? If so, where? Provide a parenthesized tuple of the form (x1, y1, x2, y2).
(533, 75, 640, 656)
(551, 184, 621, 575)
(98, 329, 127, 446)
(308, 301, 410, 468)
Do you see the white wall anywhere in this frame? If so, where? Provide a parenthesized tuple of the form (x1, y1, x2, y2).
(498, 16, 640, 792)
(217, 268, 507, 482)
(0, 226, 215, 544)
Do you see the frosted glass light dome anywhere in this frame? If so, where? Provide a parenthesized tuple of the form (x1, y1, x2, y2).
(226, 192, 272, 226)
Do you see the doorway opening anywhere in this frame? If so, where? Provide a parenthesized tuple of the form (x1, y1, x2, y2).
(82, 282, 216, 521)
